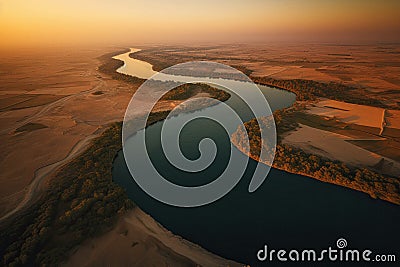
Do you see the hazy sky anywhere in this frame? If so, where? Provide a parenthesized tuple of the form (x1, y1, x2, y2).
(1, 0, 399, 49)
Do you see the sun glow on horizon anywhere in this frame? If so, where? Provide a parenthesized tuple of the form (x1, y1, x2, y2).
(1, 0, 399, 50)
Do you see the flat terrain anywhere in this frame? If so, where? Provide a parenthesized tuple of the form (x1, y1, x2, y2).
(1, 43, 400, 264)
(133, 44, 400, 109)
(66, 207, 240, 267)
(275, 98, 400, 177)
(0, 48, 128, 218)
(2, 44, 399, 217)
(307, 99, 386, 129)
(283, 123, 400, 176)
(0, 48, 240, 266)
(0, 48, 195, 220)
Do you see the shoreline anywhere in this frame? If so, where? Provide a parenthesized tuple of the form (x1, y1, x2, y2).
(0, 48, 137, 223)
(65, 53, 239, 265)
(230, 107, 400, 206)
(126, 47, 399, 205)
(66, 207, 242, 267)
(235, 144, 400, 206)
(0, 127, 105, 224)
(3, 46, 396, 265)
(61, 108, 240, 266)
(0, 48, 240, 266)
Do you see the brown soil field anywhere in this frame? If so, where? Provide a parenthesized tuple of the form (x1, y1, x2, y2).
(0, 47, 128, 218)
(66, 208, 241, 267)
(283, 123, 400, 177)
(0, 47, 240, 266)
(280, 101, 400, 176)
(0, 47, 194, 220)
(2, 43, 400, 265)
(132, 44, 400, 109)
(3, 44, 399, 217)
(307, 99, 386, 129)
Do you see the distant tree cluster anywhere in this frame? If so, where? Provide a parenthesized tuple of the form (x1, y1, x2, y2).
(130, 48, 180, 72)
(162, 83, 230, 101)
(273, 144, 400, 204)
(232, 116, 400, 205)
(1, 123, 134, 266)
(130, 47, 396, 110)
(98, 50, 145, 86)
(251, 76, 387, 108)
(0, 80, 231, 266)
(131, 49, 253, 80)
(131, 47, 390, 110)
(98, 51, 231, 102)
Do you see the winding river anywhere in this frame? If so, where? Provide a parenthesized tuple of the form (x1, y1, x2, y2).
(112, 49, 400, 265)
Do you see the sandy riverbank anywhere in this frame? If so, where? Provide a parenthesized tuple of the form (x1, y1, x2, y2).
(0, 47, 244, 266)
(66, 207, 241, 267)
(283, 123, 400, 176)
(0, 47, 195, 220)
(0, 47, 131, 219)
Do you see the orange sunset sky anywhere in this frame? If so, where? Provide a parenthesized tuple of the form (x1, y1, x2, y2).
(1, 0, 399, 49)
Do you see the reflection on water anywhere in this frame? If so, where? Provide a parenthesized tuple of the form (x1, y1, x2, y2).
(113, 48, 157, 79)
(112, 49, 400, 266)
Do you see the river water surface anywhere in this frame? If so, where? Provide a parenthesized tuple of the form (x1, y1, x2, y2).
(112, 49, 400, 265)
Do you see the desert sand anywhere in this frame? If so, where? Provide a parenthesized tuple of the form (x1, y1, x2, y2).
(2, 44, 400, 217)
(302, 99, 400, 168)
(0, 47, 242, 266)
(0, 48, 132, 219)
(66, 207, 241, 267)
(386, 110, 400, 129)
(2, 44, 400, 264)
(307, 99, 386, 129)
(0, 48, 210, 220)
(283, 123, 400, 176)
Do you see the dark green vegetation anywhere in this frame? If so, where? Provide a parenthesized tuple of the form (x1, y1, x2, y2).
(97, 49, 145, 86)
(131, 48, 173, 72)
(233, 109, 400, 205)
(0, 75, 231, 266)
(131, 47, 222, 72)
(131, 47, 391, 109)
(3, 46, 396, 265)
(130, 46, 251, 76)
(162, 83, 230, 101)
(91, 91, 104, 95)
(252, 76, 388, 108)
(274, 144, 400, 205)
(131, 47, 253, 79)
(1, 123, 133, 266)
(274, 106, 400, 167)
(99, 50, 230, 102)
(15, 123, 48, 133)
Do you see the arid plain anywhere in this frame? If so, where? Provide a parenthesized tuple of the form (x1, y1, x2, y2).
(0, 47, 242, 266)
(0, 47, 132, 219)
(1, 44, 400, 265)
(133, 44, 400, 181)
(0, 47, 200, 219)
(2, 43, 400, 211)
